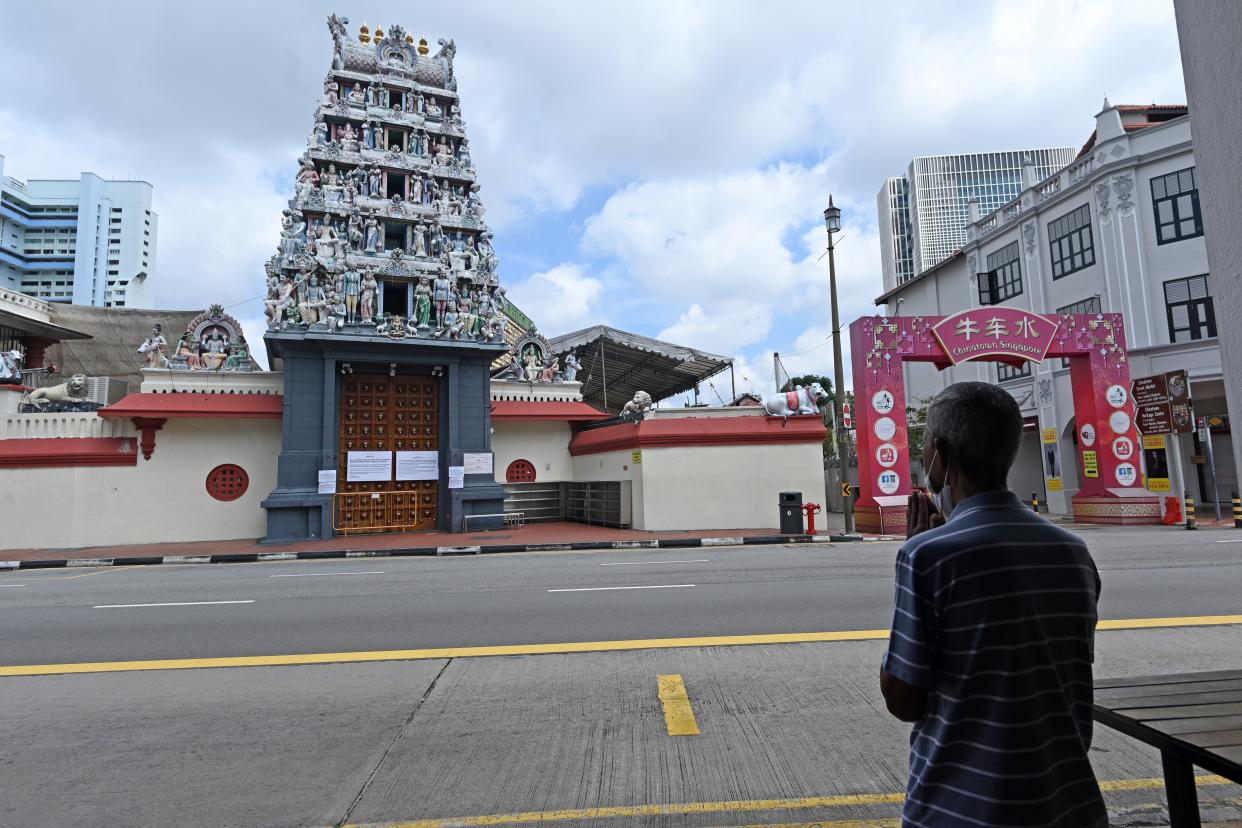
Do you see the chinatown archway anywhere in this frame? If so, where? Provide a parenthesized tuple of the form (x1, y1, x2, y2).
(849, 310, 1161, 533)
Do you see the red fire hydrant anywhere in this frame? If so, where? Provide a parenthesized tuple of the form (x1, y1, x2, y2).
(801, 502, 823, 536)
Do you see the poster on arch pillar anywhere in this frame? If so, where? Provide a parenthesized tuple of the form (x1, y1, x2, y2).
(1041, 427, 1063, 492)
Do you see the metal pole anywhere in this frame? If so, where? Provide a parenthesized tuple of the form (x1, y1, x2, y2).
(730, 363, 736, 405)
(599, 339, 608, 411)
(828, 236, 854, 533)
(774, 352, 782, 393)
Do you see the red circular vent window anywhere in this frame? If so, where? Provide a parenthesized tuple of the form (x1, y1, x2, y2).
(506, 459, 537, 483)
(206, 464, 250, 502)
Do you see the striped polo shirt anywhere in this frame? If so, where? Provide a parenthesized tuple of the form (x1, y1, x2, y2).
(883, 490, 1107, 827)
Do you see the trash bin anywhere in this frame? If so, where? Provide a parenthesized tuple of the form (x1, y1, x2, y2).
(779, 491, 803, 535)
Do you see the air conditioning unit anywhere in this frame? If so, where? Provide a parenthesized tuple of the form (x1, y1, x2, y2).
(85, 376, 129, 406)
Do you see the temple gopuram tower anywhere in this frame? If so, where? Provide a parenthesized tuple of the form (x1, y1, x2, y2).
(261, 14, 508, 540)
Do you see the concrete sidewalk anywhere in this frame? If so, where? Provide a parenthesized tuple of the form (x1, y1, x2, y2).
(0, 518, 889, 571)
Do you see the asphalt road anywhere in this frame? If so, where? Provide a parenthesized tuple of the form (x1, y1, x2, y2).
(3, 526, 1242, 827)
(2, 526, 1241, 666)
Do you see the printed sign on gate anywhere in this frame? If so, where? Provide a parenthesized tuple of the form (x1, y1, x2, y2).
(930, 308, 1059, 365)
(1112, 437, 1135, 461)
(877, 470, 901, 495)
(871, 390, 896, 415)
(1115, 463, 1138, 487)
(875, 443, 899, 468)
(1082, 451, 1099, 478)
(873, 417, 897, 441)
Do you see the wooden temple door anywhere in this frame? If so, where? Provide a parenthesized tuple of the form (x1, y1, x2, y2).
(336, 374, 440, 534)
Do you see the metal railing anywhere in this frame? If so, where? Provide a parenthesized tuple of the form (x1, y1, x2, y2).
(331, 490, 436, 534)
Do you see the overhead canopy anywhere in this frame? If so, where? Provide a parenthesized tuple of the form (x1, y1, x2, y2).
(0, 308, 91, 342)
(548, 325, 732, 413)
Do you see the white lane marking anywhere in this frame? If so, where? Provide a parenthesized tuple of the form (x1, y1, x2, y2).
(94, 600, 256, 609)
(270, 571, 386, 578)
(548, 584, 695, 593)
(599, 560, 710, 566)
(1216, 539, 1242, 543)
(0, 584, 26, 588)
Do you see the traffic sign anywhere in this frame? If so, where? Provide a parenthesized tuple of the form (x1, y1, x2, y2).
(841, 482, 853, 498)
(842, 403, 853, 430)
(1131, 369, 1192, 435)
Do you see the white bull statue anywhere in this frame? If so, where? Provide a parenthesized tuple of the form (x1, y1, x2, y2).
(763, 382, 828, 417)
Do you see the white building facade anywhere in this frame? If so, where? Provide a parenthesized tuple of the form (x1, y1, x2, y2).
(0, 154, 158, 308)
(877, 147, 1077, 292)
(876, 103, 1233, 516)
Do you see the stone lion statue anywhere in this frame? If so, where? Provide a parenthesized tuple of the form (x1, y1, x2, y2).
(23, 374, 89, 409)
(620, 390, 653, 421)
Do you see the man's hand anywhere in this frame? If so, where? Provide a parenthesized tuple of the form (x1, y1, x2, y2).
(906, 491, 945, 538)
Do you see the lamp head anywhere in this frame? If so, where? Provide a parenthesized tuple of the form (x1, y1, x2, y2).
(823, 195, 842, 235)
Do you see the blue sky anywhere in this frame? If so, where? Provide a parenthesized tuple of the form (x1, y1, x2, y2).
(0, 0, 1188, 396)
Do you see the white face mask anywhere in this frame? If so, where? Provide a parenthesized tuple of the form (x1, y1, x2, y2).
(926, 448, 955, 520)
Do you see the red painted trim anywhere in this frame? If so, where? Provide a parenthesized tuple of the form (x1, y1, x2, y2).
(0, 437, 138, 468)
(491, 400, 608, 422)
(99, 392, 283, 420)
(132, 417, 166, 461)
(569, 416, 827, 456)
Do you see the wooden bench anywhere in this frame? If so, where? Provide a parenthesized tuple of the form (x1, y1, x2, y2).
(462, 512, 524, 530)
(1094, 669, 1242, 827)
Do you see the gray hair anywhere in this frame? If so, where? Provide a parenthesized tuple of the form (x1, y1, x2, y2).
(924, 381, 1024, 489)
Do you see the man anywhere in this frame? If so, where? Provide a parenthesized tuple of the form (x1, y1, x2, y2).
(881, 381, 1106, 827)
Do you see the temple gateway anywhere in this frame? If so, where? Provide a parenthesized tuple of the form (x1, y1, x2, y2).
(0, 16, 829, 550)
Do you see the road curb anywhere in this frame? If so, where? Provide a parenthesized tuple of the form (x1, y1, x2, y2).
(0, 531, 902, 573)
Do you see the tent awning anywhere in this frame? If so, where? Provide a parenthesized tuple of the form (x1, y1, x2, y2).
(548, 325, 732, 413)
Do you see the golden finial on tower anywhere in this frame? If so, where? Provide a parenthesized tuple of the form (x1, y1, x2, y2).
(359, 22, 370, 44)
(374, 25, 384, 42)
(417, 37, 429, 56)
(405, 32, 414, 45)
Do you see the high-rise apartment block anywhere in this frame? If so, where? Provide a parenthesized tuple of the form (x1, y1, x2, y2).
(0, 154, 158, 308)
(877, 147, 1076, 291)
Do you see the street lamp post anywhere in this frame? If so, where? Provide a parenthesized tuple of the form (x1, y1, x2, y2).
(824, 196, 854, 534)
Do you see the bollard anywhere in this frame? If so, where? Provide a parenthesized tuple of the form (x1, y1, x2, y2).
(1233, 491, 1242, 529)
(1185, 491, 1198, 530)
(1031, 492, 1039, 513)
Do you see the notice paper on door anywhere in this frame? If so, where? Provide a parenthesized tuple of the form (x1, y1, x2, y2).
(448, 465, 465, 489)
(346, 450, 392, 482)
(463, 453, 493, 475)
(396, 450, 439, 481)
(317, 469, 337, 494)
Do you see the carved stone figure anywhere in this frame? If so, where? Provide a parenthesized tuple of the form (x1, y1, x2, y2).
(762, 382, 827, 417)
(425, 97, 442, 119)
(338, 122, 358, 150)
(264, 276, 286, 329)
(413, 276, 432, 328)
(368, 166, 382, 197)
(138, 325, 168, 368)
(541, 357, 559, 383)
(347, 217, 363, 252)
(436, 38, 457, 89)
(324, 75, 339, 105)
(364, 214, 380, 252)
(342, 268, 361, 323)
(314, 115, 329, 146)
(621, 391, 654, 420)
(224, 338, 251, 371)
(279, 209, 307, 258)
(410, 176, 423, 205)
(431, 273, 453, 327)
(298, 275, 328, 325)
(562, 353, 581, 383)
(201, 331, 230, 370)
(1, 348, 24, 383)
(360, 273, 378, 323)
(347, 83, 365, 106)
(324, 292, 347, 332)
(362, 120, 376, 149)
(23, 374, 89, 409)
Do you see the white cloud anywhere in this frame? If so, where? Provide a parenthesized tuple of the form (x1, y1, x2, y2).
(505, 262, 603, 336)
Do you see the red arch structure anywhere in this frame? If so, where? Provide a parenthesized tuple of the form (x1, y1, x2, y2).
(849, 309, 1160, 533)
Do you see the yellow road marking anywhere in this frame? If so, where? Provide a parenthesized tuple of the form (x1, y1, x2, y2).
(342, 775, 1233, 827)
(4, 615, 1242, 677)
(657, 673, 700, 736)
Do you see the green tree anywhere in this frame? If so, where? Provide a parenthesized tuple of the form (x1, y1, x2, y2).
(907, 397, 930, 465)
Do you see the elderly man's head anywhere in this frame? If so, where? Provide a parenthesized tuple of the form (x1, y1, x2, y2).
(924, 381, 1024, 492)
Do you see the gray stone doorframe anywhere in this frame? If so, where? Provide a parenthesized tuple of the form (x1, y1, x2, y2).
(261, 330, 508, 542)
